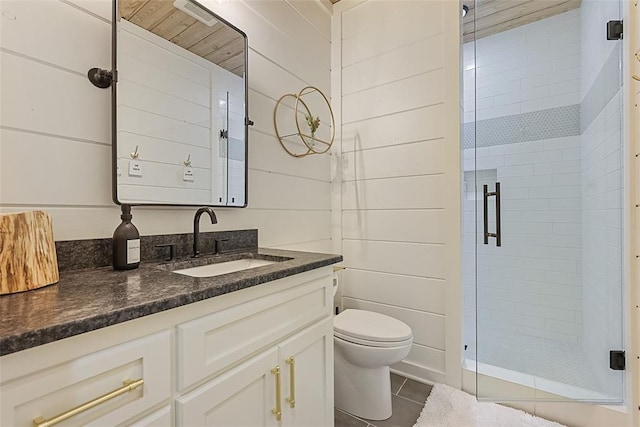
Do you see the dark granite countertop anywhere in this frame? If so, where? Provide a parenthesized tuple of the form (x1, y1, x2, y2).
(0, 248, 342, 356)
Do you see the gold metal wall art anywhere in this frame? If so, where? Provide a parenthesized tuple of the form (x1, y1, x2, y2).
(274, 86, 335, 158)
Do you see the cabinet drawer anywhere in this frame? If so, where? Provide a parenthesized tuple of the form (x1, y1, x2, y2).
(177, 274, 330, 390)
(0, 330, 171, 427)
(128, 405, 172, 427)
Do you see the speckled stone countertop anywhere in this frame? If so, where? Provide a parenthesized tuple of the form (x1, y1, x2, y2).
(0, 248, 342, 356)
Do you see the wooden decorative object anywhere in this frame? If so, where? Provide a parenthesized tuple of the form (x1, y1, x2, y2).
(0, 211, 59, 295)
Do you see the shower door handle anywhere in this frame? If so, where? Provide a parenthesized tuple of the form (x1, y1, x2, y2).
(483, 182, 501, 247)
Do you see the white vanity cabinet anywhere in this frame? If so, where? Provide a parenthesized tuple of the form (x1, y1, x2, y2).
(0, 266, 334, 427)
(176, 318, 333, 427)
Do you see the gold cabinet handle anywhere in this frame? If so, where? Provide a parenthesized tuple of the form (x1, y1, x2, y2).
(33, 378, 143, 427)
(271, 366, 282, 421)
(285, 356, 296, 408)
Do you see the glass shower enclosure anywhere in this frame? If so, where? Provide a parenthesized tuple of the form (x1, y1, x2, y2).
(462, 0, 625, 402)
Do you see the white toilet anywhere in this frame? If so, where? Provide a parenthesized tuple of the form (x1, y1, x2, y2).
(333, 309, 413, 420)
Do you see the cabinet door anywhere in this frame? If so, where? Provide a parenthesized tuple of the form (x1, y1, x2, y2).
(278, 317, 334, 427)
(176, 347, 280, 427)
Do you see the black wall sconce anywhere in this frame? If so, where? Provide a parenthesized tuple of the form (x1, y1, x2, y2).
(87, 67, 114, 89)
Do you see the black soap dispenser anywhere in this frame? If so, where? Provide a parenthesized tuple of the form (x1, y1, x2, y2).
(112, 204, 140, 270)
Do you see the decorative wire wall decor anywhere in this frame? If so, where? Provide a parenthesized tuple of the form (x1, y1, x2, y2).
(274, 86, 335, 158)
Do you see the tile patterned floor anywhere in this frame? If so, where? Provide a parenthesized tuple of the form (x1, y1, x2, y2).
(334, 373, 432, 427)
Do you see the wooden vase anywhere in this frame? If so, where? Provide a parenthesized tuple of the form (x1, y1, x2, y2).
(0, 211, 59, 295)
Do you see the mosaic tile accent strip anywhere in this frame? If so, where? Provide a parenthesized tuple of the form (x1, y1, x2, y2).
(462, 104, 580, 149)
(463, 45, 622, 150)
(580, 44, 622, 133)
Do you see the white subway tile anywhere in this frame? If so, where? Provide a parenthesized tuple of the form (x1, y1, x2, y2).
(490, 311, 547, 330)
(543, 137, 580, 151)
(528, 186, 581, 199)
(551, 173, 581, 186)
(521, 92, 580, 113)
(545, 319, 582, 337)
(501, 199, 549, 211)
(490, 140, 544, 156)
(504, 149, 563, 166)
(562, 148, 581, 161)
(497, 164, 535, 178)
(534, 160, 581, 175)
(502, 175, 553, 188)
(511, 302, 577, 323)
(476, 104, 522, 121)
(521, 210, 580, 223)
(545, 271, 582, 286)
(503, 222, 553, 235)
(517, 257, 578, 273)
(549, 79, 581, 95)
(516, 327, 578, 344)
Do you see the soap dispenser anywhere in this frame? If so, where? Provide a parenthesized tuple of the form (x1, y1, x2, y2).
(112, 204, 140, 270)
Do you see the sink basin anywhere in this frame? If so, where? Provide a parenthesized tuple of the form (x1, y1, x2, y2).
(172, 258, 277, 278)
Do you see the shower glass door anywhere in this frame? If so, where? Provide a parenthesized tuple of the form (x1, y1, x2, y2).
(463, 0, 625, 402)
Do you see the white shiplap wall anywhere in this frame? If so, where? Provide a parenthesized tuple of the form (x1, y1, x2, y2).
(0, 0, 333, 253)
(333, 0, 461, 386)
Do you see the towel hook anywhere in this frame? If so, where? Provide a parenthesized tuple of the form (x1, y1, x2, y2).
(130, 145, 139, 160)
(183, 154, 192, 167)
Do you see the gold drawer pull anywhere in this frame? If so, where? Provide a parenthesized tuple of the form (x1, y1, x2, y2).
(285, 356, 296, 408)
(33, 378, 144, 427)
(271, 366, 282, 421)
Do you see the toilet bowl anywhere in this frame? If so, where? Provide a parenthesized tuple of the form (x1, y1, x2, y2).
(333, 309, 413, 420)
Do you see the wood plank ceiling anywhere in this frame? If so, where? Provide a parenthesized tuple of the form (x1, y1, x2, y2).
(329, 0, 581, 43)
(462, 0, 582, 43)
(119, 0, 245, 77)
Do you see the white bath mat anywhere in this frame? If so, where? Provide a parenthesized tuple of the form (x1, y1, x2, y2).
(414, 383, 566, 427)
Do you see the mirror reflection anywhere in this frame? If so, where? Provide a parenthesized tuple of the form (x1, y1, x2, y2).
(113, 0, 248, 207)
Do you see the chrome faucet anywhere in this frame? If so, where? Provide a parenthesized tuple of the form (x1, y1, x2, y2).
(193, 207, 217, 257)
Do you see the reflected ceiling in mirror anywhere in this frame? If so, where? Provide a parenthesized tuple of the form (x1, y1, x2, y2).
(119, 0, 245, 77)
(113, 0, 248, 207)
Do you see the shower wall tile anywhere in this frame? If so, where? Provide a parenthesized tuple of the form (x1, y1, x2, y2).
(581, 90, 624, 396)
(462, 137, 582, 345)
(464, 9, 581, 124)
(533, 160, 581, 176)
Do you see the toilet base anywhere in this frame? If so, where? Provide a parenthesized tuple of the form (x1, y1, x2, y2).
(334, 347, 393, 420)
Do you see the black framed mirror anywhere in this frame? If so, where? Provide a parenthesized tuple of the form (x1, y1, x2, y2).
(111, 0, 249, 207)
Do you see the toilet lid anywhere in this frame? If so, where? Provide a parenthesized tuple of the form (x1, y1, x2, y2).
(334, 309, 412, 343)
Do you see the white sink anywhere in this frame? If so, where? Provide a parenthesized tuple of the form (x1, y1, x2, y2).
(172, 258, 277, 278)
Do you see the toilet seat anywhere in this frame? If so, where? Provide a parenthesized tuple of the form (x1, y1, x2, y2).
(334, 331, 413, 348)
(334, 309, 413, 348)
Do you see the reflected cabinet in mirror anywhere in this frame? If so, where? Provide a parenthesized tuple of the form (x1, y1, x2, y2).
(112, 0, 248, 206)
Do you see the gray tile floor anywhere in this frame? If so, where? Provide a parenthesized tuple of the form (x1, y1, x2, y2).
(334, 373, 432, 427)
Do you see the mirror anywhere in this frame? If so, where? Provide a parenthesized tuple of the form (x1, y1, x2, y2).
(112, 0, 248, 207)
